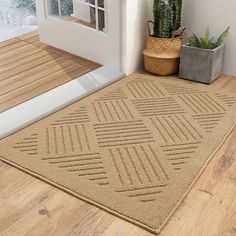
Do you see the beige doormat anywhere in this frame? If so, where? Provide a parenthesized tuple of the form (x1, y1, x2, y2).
(1, 72, 236, 234)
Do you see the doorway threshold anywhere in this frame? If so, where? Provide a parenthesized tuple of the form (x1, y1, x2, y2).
(0, 65, 125, 139)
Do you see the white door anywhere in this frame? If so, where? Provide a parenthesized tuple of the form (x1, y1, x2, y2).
(36, 0, 121, 67)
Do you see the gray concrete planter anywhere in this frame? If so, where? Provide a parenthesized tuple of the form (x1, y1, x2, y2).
(179, 44, 225, 84)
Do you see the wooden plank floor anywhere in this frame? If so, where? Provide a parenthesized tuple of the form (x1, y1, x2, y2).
(0, 75, 236, 236)
(0, 31, 100, 112)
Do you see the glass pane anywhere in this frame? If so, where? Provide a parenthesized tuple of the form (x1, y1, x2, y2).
(46, 0, 108, 33)
(87, 0, 95, 6)
(47, 0, 73, 18)
(69, 3, 96, 30)
(98, 9, 105, 31)
(61, 0, 73, 18)
(98, 0, 104, 8)
(48, 0, 59, 17)
(89, 6, 96, 25)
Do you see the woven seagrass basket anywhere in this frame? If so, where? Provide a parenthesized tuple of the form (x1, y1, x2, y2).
(143, 22, 182, 76)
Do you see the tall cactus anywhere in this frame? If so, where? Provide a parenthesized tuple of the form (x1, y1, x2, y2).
(153, 0, 160, 37)
(173, 0, 182, 31)
(153, 0, 183, 38)
(159, 2, 172, 38)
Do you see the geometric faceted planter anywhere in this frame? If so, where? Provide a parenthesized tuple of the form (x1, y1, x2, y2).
(179, 44, 225, 84)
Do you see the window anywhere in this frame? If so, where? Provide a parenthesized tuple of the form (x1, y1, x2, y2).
(46, 0, 107, 33)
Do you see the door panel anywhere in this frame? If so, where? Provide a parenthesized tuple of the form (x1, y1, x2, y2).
(36, 0, 121, 66)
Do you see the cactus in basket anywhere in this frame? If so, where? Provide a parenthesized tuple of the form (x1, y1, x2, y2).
(173, 0, 182, 31)
(153, 0, 183, 38)
(143, 0, 184, 75)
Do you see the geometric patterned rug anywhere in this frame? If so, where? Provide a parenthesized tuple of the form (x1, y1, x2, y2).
(0, 72, 236, 234)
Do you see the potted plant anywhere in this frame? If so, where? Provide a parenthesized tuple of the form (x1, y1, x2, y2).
(179, 26, 230, 84)
(143, 0, 185, 76)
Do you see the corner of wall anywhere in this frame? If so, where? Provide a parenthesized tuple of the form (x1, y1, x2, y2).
(122, 0, 152, 75)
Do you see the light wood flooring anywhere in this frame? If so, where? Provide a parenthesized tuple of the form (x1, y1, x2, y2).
(0, 31, 100, 112)
(0, 74, 236, 236)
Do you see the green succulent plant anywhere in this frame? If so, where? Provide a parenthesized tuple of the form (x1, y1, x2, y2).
(187, 26, 230, 49)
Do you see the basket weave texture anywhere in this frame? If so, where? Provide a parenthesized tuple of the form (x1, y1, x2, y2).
(143, 36, 182, 76)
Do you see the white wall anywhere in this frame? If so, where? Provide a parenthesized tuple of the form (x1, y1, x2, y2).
(182, 0, 236, 76)
(122, 0, 152, 75)
(125, 0, 236, 76)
